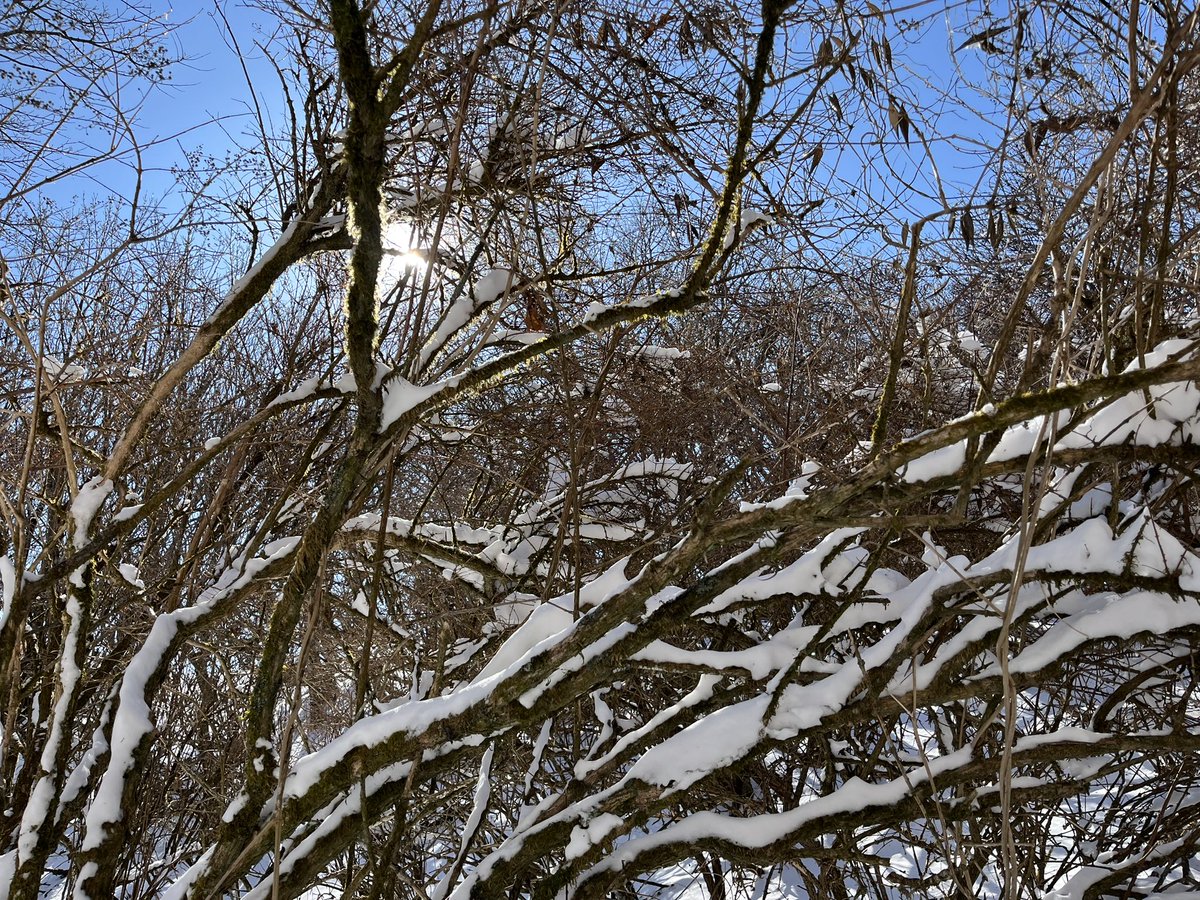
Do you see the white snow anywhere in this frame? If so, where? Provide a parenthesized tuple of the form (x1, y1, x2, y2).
(701, 528, 865, 614)
(117, 564, 144, 590)
(41, 355, 88, 382)
(633, 625, 815, 681)
(626, 694, 769, 791)
(554, 122, 591, 150)
(417, 269, 512, 371)
(112, 504, 143, 523)
(723, 208, 775, 249)
(471, 267, 515, 305)
(738, 462, 822, 512)
(582, 289, 682, 327)
(17, 593, 87, 870)
(78, 536, 301, 854)
(220, 793, 249, 824)
(564, 813, 624, 860)
(898, 441, 966, 483)
(70, 477, 114, 549)
(627, 345, 691, 363)
(379, 374, 463, 430)
(582, 747, 975, 883)
(0, 556, 15, 632)
(431, 745, 494, 900)
(575, 675, 721, 780)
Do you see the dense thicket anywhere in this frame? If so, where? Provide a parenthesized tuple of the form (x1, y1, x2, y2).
(2, 0, 1200, 898)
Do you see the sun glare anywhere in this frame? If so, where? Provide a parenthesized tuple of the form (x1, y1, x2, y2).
(387, 222, 426, 263)
(381, 222, 427, 291)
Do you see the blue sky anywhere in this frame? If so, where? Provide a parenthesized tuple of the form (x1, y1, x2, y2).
(38, 2, 282, 208)
(152, 3, 276, 132)
(36, 0, 1016, 250)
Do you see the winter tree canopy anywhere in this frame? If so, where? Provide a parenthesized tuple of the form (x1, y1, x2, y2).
(2, 0, 1200, 898)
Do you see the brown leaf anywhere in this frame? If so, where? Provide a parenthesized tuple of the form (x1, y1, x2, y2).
(817, 36, 835, 66)
(807, 143, 824, 175)
(988, 208, 1004, 249)
(887, 97, 910, 143)
(525, 295, 546, 332)
(679, 16, 695, 56)
(643, 12, 671, 41)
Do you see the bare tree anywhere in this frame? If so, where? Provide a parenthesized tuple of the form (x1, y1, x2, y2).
(3, 0, 1200, 898)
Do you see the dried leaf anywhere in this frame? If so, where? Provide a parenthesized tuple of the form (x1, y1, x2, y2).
(887, 97, 910, 143)
(679, 16, 694, 55)
(643, 12, 671, 41)
(808, 143, 824, 174)
(988, 208, 1004, 249)
(817, 36, 834, 66)
(957, 24, 1009, 52)
(962, 210, 975, 248)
